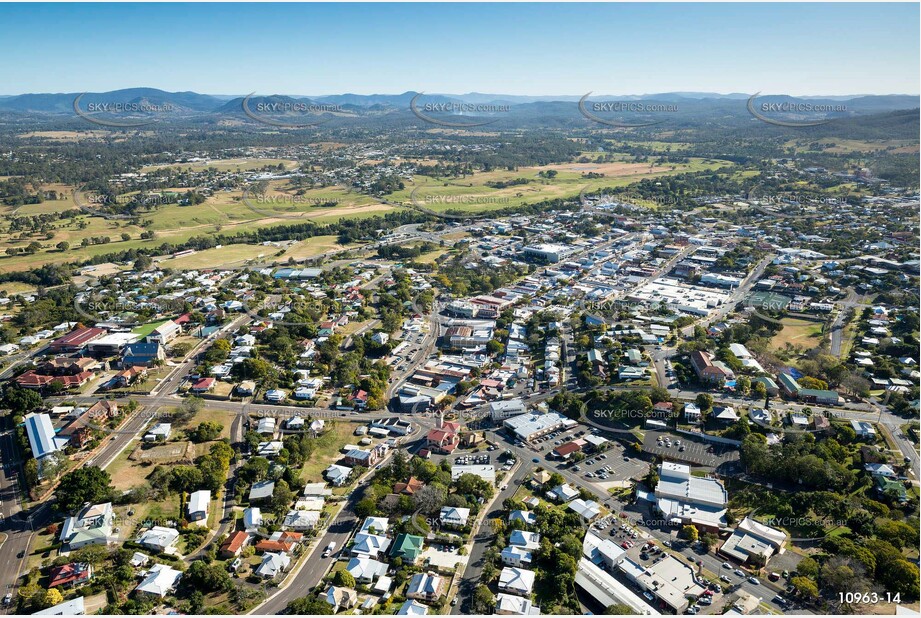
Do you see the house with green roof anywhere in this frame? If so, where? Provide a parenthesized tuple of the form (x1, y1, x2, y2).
(389, 533, 425, 564)
(874, 476, 907, 503)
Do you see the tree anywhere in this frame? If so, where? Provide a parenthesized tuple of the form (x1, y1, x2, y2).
(797, 556, 819, 579)
(469, 585, 495, 614)
(680, 525, 698, 542)
(56, 467, 113, 514)
(790, 575, 819, 599)
(286, 596, 333, 614)
(43, 589, 63, 608)
(134, 254, 153, 271)
(753, 381, 767, 399)
(699, 532, 719, 551)
(55, 241, 69, 252)
(0, 386, 43, 415)
(695, 393, 713, 411)
(188, 421, 223, 443)
(333, 569, 356, 588)
(606, 604, 634, 614)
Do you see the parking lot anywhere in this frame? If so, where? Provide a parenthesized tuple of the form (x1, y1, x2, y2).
(575, 449, 649, 484)
(642, 430, 739, 468)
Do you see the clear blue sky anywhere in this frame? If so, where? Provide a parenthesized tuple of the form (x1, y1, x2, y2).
(1, 3, 917, 96)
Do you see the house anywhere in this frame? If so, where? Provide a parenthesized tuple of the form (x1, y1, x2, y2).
(324, 586, 358, 612)
(256, 416, 276, 435)
(187, 489, 211, 523)
(851, 420, 877, 439)
(136, 526, 180, 553)
(712, 406, 739, 424)
(135, 564, 182, 597)
(359, 516, 390, 535)
(264, 389, 287, 403)
(257, 441, 284, 458)
(32, 597, 86, 616)
(59, 502, 117, 549)
(509, 510, 536, 526)
(121, 342, 165, 368)
(343, 447, 381, 467)
(547, 483, 579, 503)
(255, 552, 291, 579)
(501, 545, 533, 568)
(324, 464, 353, 486)
(283, 510, 320, 531)
(865, 463, 897, 478)
(249, 480, 275, 502)
(110, 365, 147, 387)
(498, 567, 536, 597)
(397, 600, 430, 615)
(875, 476, 908, 503)
(439, 506, 471, 528)
(552, 440, 583, 460)
(509, 530, 541, 551)
(389, 533, 425, 564)
(406, 572, 444, 602)
(243, 507, 263, 532)
(236, 380, 256, 396)
(568, 498, 602, 521)
(190, 377, 215, 393)
(143, 422, 171, 442)
(351, 532, 391, 559)
(346, 557, 388, 583)
(48, 562, 93, 589)
(219, 531, 251, 559)
(254, 531, 303, 554)
(496, 593, 541, 615)
(683, 402, 702, 423)
(394, 477, 425, 495)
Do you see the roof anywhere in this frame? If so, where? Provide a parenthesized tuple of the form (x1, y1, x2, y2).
(135, 563, 182, 597)
(221, 531, 250, 554)
(25, 413, 63, 459)
(390, 533, 425, 560)
(188, 489, 211, 515)
(397, 600, 430, 615)
(407, 572, 442, 596)
(32, 597, 86, 615)
(499, 566, 536, 594)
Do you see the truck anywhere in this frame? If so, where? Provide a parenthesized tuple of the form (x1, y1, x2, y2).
(322, 541, 336, 558)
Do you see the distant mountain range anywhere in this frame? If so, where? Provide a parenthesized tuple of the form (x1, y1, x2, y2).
(0, 87, 916, 113)
(0, 88, 916, 135)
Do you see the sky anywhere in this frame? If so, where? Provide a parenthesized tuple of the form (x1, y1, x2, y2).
(0, 3, 918, 96)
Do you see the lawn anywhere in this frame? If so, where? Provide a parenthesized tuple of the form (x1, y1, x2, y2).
(769, 317, 825, 351)
(298, 421, 361, 484)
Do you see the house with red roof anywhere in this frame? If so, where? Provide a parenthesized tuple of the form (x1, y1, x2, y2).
(49, 562, 93, 588)
(191, 377, 216, 393)
(219, 531, 251, 559)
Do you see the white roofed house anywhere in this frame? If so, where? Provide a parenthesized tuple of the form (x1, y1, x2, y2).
(147, 320, 181, 345)
(350, 532, 391, 559)
(346, 556, 388, 583)
(495, 593, 541, 615)
(135, 563, 182, 598)
(397, 599, 430, 615)
(243, 507, 263, 532)
(255, 552, 291, 580)
(359, 516, 390, 535)
(498, 567, 536, 597)
(439, 506, 471, 528)
(325, 463, 353, 486)
(568, 498, 602, 521)
(136, 526, 180, 553)
(283, 510, 321, 531)
(509, 510, 536, 526)
(509, 530, 541, 551)
(406, 572, 444, 602)
(501, 545, 533, 568)
(187, 489, 211, 523)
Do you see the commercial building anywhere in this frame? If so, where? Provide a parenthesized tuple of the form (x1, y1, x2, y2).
(719, 516, 787, 566)
(654, 462, 728, 531)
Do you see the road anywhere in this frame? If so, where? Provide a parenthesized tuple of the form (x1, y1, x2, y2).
(452, 463, 528, 614)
